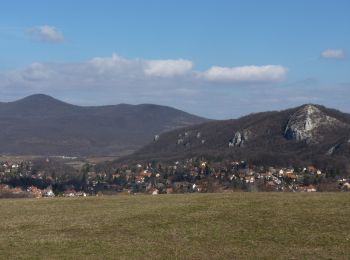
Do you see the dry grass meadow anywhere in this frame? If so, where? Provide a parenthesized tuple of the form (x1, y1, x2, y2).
(0, 193, 349, 259)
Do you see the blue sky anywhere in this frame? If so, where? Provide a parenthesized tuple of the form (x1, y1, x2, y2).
(0, 0, 349, 119)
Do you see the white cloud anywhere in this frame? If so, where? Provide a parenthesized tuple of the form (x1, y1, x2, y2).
(28, 25, 64, 43)
(0, 53, 290, 118)
(3, 53, 350, 119)
(21, 62, 54, 81)
(144, 59, 193, 77)
(321, 49, 346, 60)
(201, 65, 288, 83)
(88, 54, 193, 78)
(1, 53, 287, 88)
(89, 53, 137, 74)
(90, 53, 132, 69)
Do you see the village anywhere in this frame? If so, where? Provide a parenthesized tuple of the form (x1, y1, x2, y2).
(0, 157, 349, 198)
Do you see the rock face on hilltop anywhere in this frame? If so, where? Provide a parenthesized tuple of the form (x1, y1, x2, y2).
(284, 104, 344, 143)
(121, 104, 350, 174)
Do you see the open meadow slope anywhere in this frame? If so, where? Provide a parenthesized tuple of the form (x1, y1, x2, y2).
(0, 193, 349, 259)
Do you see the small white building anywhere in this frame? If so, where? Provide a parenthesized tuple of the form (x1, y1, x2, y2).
(43, 189, 55, 197)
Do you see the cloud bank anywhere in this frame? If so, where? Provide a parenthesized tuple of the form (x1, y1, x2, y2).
(321, 49, 346, 60)
(0, 53, 295, 118)
(202, 65, 287, 83)
(144, 59, 193, 77)
(28, 25, 64, 43)
(1, 53, 286, 86)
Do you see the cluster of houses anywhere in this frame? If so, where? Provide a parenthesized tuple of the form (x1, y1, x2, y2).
(0, 183, 53, 198)
(0, 158, 349, 198)
(0, 183, 89, 198)
(0, 159, 87, 198)
(0, 160, 34, 179)
(0, 161, 22, 174)
(88, 159, 350, 194)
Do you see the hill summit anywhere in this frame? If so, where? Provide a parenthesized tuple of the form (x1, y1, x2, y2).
(284, 104, 345, 143)
(126, 104, 350, 171)
(0, 94, 208, 156)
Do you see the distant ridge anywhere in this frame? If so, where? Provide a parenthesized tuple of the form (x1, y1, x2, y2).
(123, 104, 350, 172)
(0, 94, 208, 156)
(11, 94, 68, 104)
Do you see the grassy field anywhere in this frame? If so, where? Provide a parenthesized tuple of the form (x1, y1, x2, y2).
(0, 193, 349, 259)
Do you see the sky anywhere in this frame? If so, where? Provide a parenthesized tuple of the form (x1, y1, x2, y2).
(0, 0, 349, 119)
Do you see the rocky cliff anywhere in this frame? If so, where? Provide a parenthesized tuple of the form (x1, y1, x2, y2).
(284, 104, 346, 143)
(121, 104, 350, 174)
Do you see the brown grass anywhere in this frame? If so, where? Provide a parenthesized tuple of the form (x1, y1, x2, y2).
(0, 193, 349, 259)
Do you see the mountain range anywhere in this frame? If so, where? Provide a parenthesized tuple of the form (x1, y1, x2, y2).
(1, 95, 350, 173)
(0, 94, 207, 156)
(125, 104, 350, 172)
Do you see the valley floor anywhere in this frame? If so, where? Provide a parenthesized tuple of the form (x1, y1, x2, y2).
(0, 193, 349, 259)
